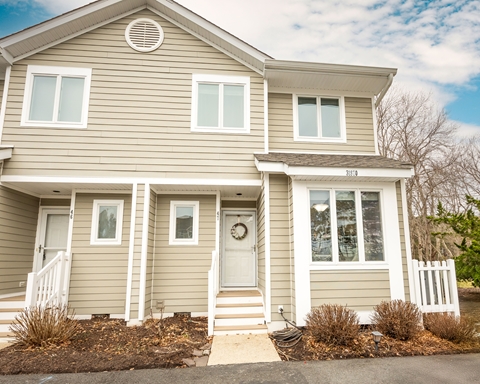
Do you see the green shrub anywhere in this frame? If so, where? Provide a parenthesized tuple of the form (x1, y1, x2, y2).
(10, 305, 79, 347)
(423, 312, 477, 343)
(305, 304, 359, 346)
(371, 300, 421, 341)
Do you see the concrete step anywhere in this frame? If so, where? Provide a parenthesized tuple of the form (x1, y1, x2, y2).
(213, 324, 268, 336)
(0, 323, 15, 333)
(0, 301, 24, 309)
(215, 313, 265, 327)
(215, 303, 263, 315)
(216, 296, 263, 305)
(0, 312, 21, 321)
(0, 332, 14, 338)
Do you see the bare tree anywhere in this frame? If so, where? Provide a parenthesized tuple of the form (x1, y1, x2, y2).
(376, 87, 461, 261)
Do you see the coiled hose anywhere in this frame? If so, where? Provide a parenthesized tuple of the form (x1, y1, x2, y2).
(270, 309, 303, 348)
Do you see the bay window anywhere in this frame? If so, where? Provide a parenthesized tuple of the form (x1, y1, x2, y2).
(310, 189, 384, 263)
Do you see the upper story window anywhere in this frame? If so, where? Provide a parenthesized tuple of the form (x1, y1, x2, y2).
(310, 189, 384, 264)
(191, 74, 250, 134)
(293, 95, 346, 142)
(21, 65, 92, 128)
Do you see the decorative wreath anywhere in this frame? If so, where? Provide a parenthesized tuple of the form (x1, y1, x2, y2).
(231, 222, 248, 240)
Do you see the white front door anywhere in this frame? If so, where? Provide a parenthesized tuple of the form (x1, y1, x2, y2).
(36, 208, 70, 271)
(221, 211, 256, 287)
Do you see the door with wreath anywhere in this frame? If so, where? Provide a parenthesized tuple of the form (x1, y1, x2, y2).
(221, 211, 256, 287)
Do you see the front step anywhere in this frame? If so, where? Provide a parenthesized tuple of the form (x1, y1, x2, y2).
(213, 290, 267, 335)
(0, 295, 25, 342)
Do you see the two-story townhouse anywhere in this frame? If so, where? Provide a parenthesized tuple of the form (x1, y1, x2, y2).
(0, 0, 414, 336)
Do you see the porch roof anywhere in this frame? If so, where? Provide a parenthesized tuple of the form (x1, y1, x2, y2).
(255, 153, 414, 182)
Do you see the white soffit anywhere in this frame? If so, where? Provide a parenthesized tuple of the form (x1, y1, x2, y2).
(265, 59, 397, 95)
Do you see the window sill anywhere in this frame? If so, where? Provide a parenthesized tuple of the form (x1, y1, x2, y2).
(21, 121, 87, 129)
(309, 263, 389, 271)
(168, 241, 199, 246)
(294, 136, 346, 143)
(191, 127, 250, 135)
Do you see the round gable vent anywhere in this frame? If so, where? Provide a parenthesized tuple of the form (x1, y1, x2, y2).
(125, 18, 164, 52)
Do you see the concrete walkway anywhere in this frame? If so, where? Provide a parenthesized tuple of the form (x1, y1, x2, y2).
(208, 334, 281, 365)
(1, 354, 479, 384)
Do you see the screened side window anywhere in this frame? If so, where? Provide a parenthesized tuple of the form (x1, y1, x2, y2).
(192, 74, 250, 133)
(90, 200, 124, 245)
(169, 201, 199, 245)
(22, 65, 92, 128)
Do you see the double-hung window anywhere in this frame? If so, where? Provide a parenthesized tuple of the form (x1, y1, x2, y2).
(21, 65, 92, 128)
(169, 201, 199, 245)
(294, 95, 345, 142)
(310, 189, 384, 263)
(191, 74, 250, 133)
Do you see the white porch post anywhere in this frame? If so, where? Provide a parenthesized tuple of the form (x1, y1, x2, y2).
(264, 173, 272, 323)
(138, 184, 151, 321)
(125, 183, 137, 322)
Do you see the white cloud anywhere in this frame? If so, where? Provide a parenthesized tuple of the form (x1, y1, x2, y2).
(455, 122, 480, 138)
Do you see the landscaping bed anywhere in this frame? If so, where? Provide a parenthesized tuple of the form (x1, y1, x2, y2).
(0, 315, 210, 375)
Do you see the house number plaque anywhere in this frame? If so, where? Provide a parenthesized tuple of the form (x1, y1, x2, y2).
(346, 170, 358, 176)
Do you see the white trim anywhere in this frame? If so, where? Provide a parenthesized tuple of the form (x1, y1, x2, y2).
(268, 86, 375, 98)
(266, 150, 379, 156)
(21, 65, 92, 129)
(309, 264, 390, 271)
(293, 94, 346, 143)
(169, 200, 199, 245)
(90, 199, 124, 245)
(264, 79, 269, 153)
(125, 183, 138, 322)
(0, 66, 11, 144)
(0, 175, 263, 187)
(191, 74, 250, 134)
(138, 184, 151, 321)
(372, 97, 380, 155)
(0, 291, 26, 300)
(264, 173, 272, 323)
(66, 190, 76, 255)
(401, 178, 415, 303)
(215, 192, 221, 256)
(292, 180, 311, 326)
(125, 18, 164, 52)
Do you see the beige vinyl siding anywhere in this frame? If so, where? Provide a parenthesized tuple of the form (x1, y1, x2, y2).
(222, 200, 257, 209)
(40, 199, 71, 207)
(145, 188, 156, 318)
(3, 10, 264, 179)
(257, 175, 266, 297)
(310, 270, 391, 311)
(268, 94, 376, 154)
(152, 194, 216, 314)
(288, 177, 296, 321)
(69, 193, 130, 315)
(269, 174, 292, 321)
(0, 185, 38, 295)
(396, 181, 410, 301)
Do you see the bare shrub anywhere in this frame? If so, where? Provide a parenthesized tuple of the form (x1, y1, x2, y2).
(305, 304, 359, 346)
(371, 300, 421, 341)
(10, 305, 79, 347)
(423, 312, 477, 343)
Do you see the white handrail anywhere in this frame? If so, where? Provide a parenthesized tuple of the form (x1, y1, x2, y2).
(25, 251, 72, 308)
(208, 250, 217, 336)
(412, 259, 460, 316)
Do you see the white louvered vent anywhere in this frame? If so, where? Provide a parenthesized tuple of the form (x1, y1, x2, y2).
(125, 18, 164, 52)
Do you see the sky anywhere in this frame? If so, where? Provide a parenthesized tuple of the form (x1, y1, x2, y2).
(0, 0, 479, 136)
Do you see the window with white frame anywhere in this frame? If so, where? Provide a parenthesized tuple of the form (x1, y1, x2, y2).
(310, 189, 384, 263)
(21, 65, 92, 128)
(90, 200, 124, 245)
(191, 74, 250, 133)
(294, 95, 345, 141)
(169, 201, 199, 245)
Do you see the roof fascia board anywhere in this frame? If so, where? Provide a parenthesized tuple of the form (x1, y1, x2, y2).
(11, 6, 146, 63)
(152, 0, 270, 63)
(147, 6, 263, 75)
(0, 48, 13, 65)
(256, 160, 413, 178)
(265, 59, 397, 78)
(0, 0, 126, 47)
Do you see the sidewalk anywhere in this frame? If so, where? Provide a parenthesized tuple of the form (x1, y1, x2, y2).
(1, 353, 479, 384)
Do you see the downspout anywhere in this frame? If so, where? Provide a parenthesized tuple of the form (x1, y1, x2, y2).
(375, 73, 393, 108)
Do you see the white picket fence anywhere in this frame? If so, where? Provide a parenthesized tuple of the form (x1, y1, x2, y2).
(412, 259, 460, 316)
(25, 251, 72, 308)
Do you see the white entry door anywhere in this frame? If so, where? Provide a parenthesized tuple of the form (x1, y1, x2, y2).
(36, 208, 70, 271)
(221, 211, 256, 287)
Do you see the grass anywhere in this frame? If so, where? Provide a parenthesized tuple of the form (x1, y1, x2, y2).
(457, 280, 475, 288)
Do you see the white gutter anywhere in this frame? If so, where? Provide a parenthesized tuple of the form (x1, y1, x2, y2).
(375, 73, 394, 107)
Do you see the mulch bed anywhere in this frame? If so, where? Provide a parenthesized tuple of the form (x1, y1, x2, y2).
(0, 315, 210, 375)
(458, 287, 480, 301)
(271, 327, 480, 362)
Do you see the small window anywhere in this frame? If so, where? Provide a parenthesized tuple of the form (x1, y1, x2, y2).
(21, 65, 92, 128)
(169, 201, 199, 245)
(191, 74, 250, 133)
(294, 95, 345, 142)
(90, 200, 124, 245)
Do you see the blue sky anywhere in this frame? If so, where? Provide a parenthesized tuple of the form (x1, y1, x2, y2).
(0, 0, 479, 136)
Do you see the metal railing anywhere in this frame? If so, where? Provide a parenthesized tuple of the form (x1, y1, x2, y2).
(25, 251, 72, 308)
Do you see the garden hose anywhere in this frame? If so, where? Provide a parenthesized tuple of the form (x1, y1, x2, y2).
(270, 309, 303, 348)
